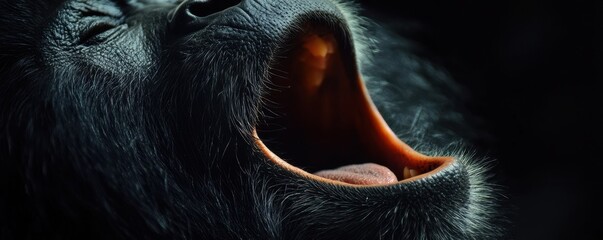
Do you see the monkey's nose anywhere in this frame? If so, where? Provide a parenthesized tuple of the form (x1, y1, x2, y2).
(169, 0, 242, 33)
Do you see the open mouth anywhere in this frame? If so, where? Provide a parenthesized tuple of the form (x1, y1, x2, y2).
(255, 25, 453, 186)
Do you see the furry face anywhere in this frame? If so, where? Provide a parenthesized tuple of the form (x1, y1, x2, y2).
(0, 0, 503, 239)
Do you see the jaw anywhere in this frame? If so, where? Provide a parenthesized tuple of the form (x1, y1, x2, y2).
(254, 24, 453, 187)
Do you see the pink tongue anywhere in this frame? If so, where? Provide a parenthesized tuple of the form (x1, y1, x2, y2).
(314, 163, 398, 185)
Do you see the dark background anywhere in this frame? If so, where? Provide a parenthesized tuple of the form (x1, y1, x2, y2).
(359, 1, 601, 239)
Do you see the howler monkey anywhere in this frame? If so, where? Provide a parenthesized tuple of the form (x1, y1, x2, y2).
(0, 0, 504, 239)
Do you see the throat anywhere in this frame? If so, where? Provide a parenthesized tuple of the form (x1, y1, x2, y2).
(256, 32, 450, 186)
(259, 34, 384, 176)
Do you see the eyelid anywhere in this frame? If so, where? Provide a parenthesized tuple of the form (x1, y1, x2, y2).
(77, 4, 127, 44)
(79, 22, 119, 44)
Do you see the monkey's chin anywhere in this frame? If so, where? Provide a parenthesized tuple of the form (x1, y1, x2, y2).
(255, 28, 453, 186)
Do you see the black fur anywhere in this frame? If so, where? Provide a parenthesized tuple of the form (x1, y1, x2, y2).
(1, 0, 503, 239)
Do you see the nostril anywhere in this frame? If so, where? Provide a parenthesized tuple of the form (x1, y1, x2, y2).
(169, 0, 242, 34)
(187, 0, 242, 18)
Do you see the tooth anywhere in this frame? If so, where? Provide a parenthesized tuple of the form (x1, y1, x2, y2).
(304, 35, 328, 58)
(299, 49, 328, 70)
(409, 169, 420, 177)
(403, 167, 411, 179)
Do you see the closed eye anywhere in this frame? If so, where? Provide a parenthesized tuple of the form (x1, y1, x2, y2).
(80, 22, 121, 44)
(78, 3, 126, 44)
(82, 8, 122, 18)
